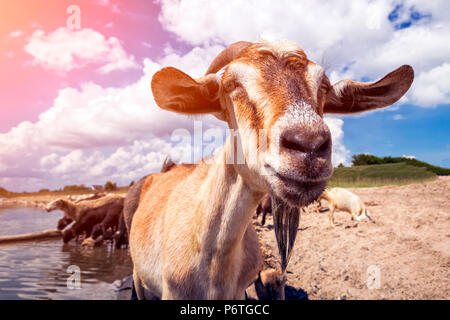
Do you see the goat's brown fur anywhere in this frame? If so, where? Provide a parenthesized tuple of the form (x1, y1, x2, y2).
(130, 39, 414, 300)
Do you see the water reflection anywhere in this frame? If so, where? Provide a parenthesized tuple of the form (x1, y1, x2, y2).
(0, 207, 132, 300)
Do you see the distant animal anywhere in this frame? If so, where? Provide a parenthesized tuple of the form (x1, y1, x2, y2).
(46, 195, 124, 243)
(62, 196, 124, 243)
(318, 188, 371, 227)
(129, 40, 412, 299)
(57, 216, 74, 230)
(46, 199, 78, 231)
(113, 210, 128, 249)
(91, 207, 121, 240)
(256, 195, 272, 226)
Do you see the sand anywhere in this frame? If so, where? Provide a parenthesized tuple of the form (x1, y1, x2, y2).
(254, 176, 450, 299)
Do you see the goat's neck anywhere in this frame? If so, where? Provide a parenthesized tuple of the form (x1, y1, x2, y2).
(196, 138, 264, 287)
(61, 200, 77, 219)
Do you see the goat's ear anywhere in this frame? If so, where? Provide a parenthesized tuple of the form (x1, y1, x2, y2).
(324, 65, 414, 114)
(151, 67, 222, 115)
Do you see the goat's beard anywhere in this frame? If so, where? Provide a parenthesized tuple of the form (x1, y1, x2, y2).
(271, 197, 301, 273)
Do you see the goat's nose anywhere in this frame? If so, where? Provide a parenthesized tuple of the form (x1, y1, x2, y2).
(280, 128, 331, 155)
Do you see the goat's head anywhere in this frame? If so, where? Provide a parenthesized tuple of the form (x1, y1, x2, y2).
(151, 40, 414, 207)
(46, 199, 65, 212)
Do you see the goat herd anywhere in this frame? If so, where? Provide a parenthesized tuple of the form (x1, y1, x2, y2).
(46, 193, 127, 248)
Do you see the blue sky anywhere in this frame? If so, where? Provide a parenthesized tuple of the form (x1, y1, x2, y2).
(0, 0, 449, 191)
(342, 106, 450, 167)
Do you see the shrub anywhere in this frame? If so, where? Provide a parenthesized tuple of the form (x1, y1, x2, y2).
(351, 154, 450, 175)
(104, 181, 117, 191)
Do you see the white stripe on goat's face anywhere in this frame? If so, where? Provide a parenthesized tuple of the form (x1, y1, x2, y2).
(221, 42, 332, 206)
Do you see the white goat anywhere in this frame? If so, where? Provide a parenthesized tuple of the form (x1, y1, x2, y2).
(318, 188, 371, 227)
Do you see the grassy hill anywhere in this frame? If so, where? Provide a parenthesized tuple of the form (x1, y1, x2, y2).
(328, 162, 437, 188)
(351, 154, 450, 175)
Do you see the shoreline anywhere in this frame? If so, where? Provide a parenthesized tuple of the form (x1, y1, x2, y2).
(0, 190, 127, 210)
(0, 199, 47, 209)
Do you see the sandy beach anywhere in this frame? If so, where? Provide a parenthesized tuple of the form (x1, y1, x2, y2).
(255, 176, 450, 299)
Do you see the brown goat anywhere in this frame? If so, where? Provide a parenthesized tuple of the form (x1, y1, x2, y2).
(46, 195, 124, 243)
(130, 40, 413, 299)
(114, 157, 177, 249)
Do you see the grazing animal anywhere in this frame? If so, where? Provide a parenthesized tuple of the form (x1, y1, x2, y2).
(51, 194, 107, 230)
(46, 195, 123, 221)
(46, 195, 124, 243)
(62, 211, 104, 243)
(113, 211, 128, 249)
(91, 207, 121, 240)
(57, 216, 74, 230)
(129, 40, 413, 299)
(318, 188, 371, 227)
(62, 196, 124, 243)
(256, 195, 272, 226)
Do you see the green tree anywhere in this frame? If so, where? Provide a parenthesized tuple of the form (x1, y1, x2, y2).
(63, 184, 89, 192)
(351, 154, 383, 166)
(104, 181, 117, 191)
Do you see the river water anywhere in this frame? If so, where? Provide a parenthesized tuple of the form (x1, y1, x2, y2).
(0, 207, 133, 300)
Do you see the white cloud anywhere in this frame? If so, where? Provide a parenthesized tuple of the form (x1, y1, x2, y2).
(24, 27, 139, 74)
(158, 0, 450, 107)
(409, 63, 450, 107)
(324, 117, 351, 166)
(0, 45, 225, 191)
(393, 114, 404, 120)
(40, 153, 59, 168)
